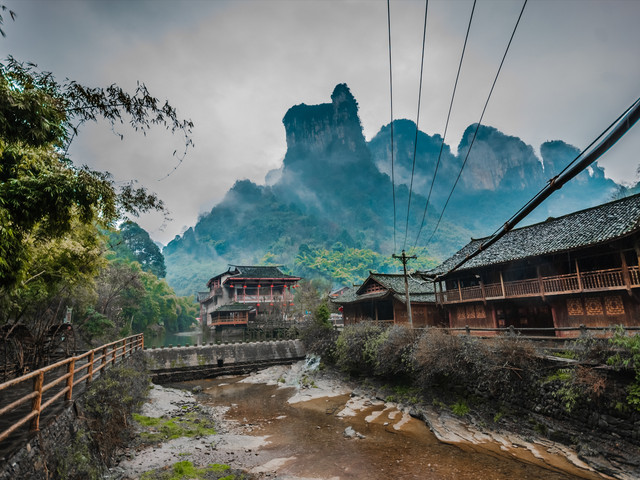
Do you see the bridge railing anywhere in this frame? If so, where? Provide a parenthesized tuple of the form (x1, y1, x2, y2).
(0, 333, 143, 444)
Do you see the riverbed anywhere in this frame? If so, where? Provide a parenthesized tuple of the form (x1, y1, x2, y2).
(114, 361, 612, 480)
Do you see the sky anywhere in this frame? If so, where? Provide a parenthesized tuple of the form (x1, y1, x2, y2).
(2, 0, 640, 245)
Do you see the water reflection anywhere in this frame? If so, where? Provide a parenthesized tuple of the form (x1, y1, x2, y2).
(144, 327, 246, 348)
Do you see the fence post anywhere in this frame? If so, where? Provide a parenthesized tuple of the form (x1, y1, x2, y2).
(86, 350, 95, 386)
(65, 358, 75, 401)
(30, 371, 44, 432)
(123, 337, 128, 358)
(465, 325, 470, 335)
(101, 346, 107, 375)
(111, 343, 117, 366)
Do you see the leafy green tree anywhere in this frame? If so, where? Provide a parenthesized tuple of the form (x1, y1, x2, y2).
(314, 302, 331, 328)
(0, 57, 192, 291)
(0, 55, 192, 360)
(292, 278, 330, 318)
(108, 221, 166, 278)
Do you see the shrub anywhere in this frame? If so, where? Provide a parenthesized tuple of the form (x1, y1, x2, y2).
(334, 323, 384, 374)
(412, 328, 466, 389)
(476, 333, 543, 395)
(298, 316, 338, 363)
(607, 327, 640, 411)
(570, 330, 612, 363)
(81, 351, 150, 462)
(374, 325, 417, 379)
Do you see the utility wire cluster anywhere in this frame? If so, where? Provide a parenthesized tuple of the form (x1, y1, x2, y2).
(386, 0, 639, 279)
(387, 0, 529, 259)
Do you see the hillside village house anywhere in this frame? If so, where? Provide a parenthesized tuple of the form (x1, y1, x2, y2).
(422, 193, 640, 336)
(333, 273, 446, 327)
(198, 265, 301, 328)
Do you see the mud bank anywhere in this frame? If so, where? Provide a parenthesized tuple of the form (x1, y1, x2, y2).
(111, 360, 631, 479)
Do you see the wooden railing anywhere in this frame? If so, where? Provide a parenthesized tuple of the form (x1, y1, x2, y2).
(0, 334, 143, 444)
(234, 294, 294, 304)
(411, 324, 640, 340)
(439, 266, 640, 304)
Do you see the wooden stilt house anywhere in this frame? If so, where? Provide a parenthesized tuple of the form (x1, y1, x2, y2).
(423, 193, 640, 336)
(333, 272, 445, 327)
(199, 265, 301, 328)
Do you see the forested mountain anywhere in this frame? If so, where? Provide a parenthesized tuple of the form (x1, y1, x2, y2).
(164, 84, 625, 296)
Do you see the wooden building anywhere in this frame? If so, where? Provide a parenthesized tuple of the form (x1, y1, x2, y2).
(198, 265, 301, 328)
(333, 273, 445, 327)
(423, 193, 640, 336)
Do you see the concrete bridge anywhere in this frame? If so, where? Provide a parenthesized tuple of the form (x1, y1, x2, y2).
(145, 339, 307, 383)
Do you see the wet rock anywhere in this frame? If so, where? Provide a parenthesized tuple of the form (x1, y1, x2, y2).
(343, 426, 365, 439)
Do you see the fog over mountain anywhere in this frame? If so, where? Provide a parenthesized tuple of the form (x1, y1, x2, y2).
(164, 84, 627, 296)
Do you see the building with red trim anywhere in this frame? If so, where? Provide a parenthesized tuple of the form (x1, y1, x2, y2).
(198, 265, 301, 328)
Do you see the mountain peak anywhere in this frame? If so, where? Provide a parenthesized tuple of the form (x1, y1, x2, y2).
(282, 84, 366, 164)
(331, 83, 358, 114)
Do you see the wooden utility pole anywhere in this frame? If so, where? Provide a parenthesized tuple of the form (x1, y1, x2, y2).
(393, 250, 417, 327)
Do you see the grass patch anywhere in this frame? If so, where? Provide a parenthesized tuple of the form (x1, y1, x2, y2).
(544, 368, 572, 383)
(550, 350, 577, 360)
(140, 461, 239, 480)
(133, 412, 216, 442)
(451, 400, 470, 416)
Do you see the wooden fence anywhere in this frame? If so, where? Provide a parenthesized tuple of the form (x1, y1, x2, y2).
(0, 334, 143, 444)
(414, 324, 640, 339)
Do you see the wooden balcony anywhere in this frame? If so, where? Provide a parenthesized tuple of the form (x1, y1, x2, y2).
(233, 293, 295, 304)
(439, 266, 639, 304)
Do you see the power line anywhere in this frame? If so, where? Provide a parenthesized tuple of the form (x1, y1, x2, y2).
(403, 0, 429, 251)
(387, 0, 397, 254)
(424, 0, 528, 248)
(436, 94, 640, 279)
(483, 97, 639, 243)
(413, 0, 477, 248)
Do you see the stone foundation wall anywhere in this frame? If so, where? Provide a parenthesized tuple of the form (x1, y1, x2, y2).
(0, 403, 80, 480)
(145, 339, 306, 382)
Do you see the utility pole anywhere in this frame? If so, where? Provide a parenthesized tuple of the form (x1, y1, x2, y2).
(393, 250, 417, 327)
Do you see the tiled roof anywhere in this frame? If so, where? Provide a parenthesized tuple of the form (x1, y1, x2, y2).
(364, 273, 434, 296)
(214, 303, 255, 313)
(230, 265, 300, 280)
(208, 265, 300, 287)
(427, 193, 640, 276)
(330, 285, 360, 304)
(393, 292, 436, 304)
(333, 273, 435, 305)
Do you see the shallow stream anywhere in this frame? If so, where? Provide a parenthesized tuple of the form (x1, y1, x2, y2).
(177, 374, 603, 480)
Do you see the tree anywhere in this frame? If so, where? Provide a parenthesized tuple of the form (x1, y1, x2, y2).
(108, 221, 166, 278)
(0, 55, 193, 363)
(0, 57, 192, 291)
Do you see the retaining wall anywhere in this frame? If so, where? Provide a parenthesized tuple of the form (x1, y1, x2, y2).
(145, 339, 307, 383)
